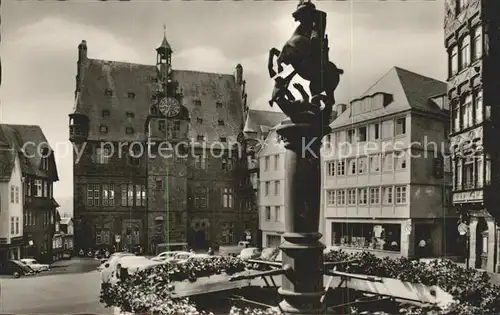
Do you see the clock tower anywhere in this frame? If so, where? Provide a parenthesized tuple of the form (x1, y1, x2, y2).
(146, 28, 190, 253)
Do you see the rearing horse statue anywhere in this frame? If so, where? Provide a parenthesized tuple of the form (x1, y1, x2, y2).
(268, 0, 343, 107)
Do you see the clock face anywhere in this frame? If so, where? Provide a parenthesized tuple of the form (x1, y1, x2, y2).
(159, 97, 181, 117)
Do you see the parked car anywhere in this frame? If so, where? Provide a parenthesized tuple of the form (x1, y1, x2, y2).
(98, 252, 134, 272)
(20, 258, 50, 272)
(155, 252, 193, 264)
(0, 260, 35, 278)
(238, 241, 251, 248)
(238, 247, 261, 261)
(151, 251, 187, 262)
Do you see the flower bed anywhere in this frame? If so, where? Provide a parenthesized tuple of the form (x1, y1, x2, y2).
(101, 250, 500, 315)
(101, 256, 279, 315)
(323, 250, 500, 315)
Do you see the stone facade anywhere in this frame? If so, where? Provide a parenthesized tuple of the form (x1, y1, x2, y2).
(445, 0, 500, 272)
(70, 35, 257, 253)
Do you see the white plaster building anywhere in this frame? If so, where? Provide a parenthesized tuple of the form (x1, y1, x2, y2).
(322, 67, 459, 259)
(0, 149, 24, 260)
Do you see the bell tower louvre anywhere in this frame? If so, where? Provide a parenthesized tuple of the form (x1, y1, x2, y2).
(70, 29, 257, 254)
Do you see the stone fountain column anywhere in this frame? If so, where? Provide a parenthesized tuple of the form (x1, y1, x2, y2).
(276, 118, 329, 315)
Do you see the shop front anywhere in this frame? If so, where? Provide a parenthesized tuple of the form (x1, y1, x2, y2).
(0, 236, 24, 262)
(329, 222, 402, 256)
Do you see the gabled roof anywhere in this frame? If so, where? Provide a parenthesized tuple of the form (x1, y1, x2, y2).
(0, 124, 59, 181)
(74, 57, 244, 144)
(243, 109, 286, 135)
(257, 126, 285, 157)
(330, 67, 447, 129)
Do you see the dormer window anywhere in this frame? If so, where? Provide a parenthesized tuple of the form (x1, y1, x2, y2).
(151, 94, 157, 102)
(151, 77, 159, 83)
(99, 125, 108, 133)
(126, 127, 134, 134)
(104, 89, 113, 96)
(197, 135, 205, 142)
(194, 99, 202, 106)
(102, 110, 110, 118)
(220, 137, 227, 142)
(126, 112, 134, 119)
(216, 101, 223, 108)
(197, 118, 203, 124)
(218, 119, 225, 126)
(128, 92, 136, 99)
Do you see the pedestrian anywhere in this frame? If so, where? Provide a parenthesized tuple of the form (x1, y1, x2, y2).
(418, 239, 427, 257)
(207, 247, 214, 255)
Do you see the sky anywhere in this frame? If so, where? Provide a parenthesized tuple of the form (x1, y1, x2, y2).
(0, 0, 447, 216)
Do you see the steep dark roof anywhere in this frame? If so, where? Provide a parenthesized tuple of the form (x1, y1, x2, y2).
(0, 124, 59, 181)
(330, 67, 447, 129)
(157, 36, 172, 53)
(74, 58, 244, 144)
(243, 109, 286, 134)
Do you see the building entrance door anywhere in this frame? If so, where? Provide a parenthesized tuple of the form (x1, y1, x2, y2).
(476, 218, 488, 269)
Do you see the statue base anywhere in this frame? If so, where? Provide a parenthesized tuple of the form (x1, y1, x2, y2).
(278, 232, 325, 315)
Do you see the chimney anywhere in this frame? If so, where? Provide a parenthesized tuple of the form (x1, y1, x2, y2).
(78, 40, 87, 62)
(235, 64, 243, 85)
(337, 103, 347, 114)
(75, 40, 87, 99)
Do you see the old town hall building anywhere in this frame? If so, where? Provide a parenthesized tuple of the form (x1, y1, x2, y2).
(446, 0, 500, 272)
(69, 34, 256, 253)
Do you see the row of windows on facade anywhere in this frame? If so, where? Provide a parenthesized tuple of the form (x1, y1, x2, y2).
(263, 154, 281, 171)
(350, 93, 387, 117)
(100, 120, 228, 137)
(85, 183, 235, 208)
(448, 25, 482, 78)
(262, 180, 281, 196)
(25, 179, 53, 198)
(326, 151, 407, 177)
(94, 148, 233, 170)
(23, 209, 52, 227)
(325, 117, 406, 146)
(451, 90, 487, 133)
(11, 179, 53, 201)
(100, 91, 224, 108)
(264, 206, 280, 222)
(326, 186, 408, 206)
(453, 155, 491, 190)
(10, 217, 20, 235)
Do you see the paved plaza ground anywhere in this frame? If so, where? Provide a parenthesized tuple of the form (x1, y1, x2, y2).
(0, 258, 111, 314)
